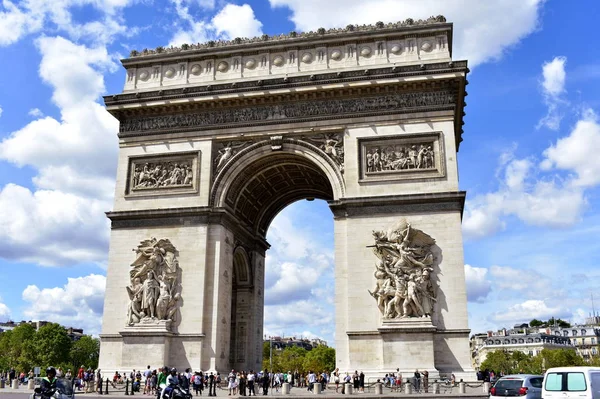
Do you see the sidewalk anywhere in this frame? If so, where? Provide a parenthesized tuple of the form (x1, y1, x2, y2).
(0, 384, 489, 399)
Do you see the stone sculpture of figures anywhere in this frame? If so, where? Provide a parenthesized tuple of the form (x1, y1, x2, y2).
(214, 141, 247, 172)
(365, 142, 435, 173)
(368, 219, 437, 319)
(305, 133, 345, 172)
(126, 238, 182, 328)
(132, 160, 193, 190)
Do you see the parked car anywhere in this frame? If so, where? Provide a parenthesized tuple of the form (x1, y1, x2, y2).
(489, 374, 543, 399)
(542, 367, 600, 399)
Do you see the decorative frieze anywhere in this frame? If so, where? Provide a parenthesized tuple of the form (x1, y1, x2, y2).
(359, 133, 445, 182)
(125, 151, 200, 197)
(120, 90, 455, 135)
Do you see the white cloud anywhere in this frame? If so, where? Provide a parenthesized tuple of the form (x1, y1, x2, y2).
(538, 56, 568, 130)
(269, 0, 545, 67)
(0, 105, 3, 118)
(464, 264, 491, 303)
(0, 296, 10, 321)
(28, 108, 44, 118)
(0, 36, 118, 265)
(0, 0, 135, 46)
(168, 2, 263, 46)
(491, 299, 569, 324)
(541, 56, 567, 96)
(542, 109, 600, 187)
(463, 156, 586, 240)
(212, 4, 263, 39)
(263, 202, 335, 343)
(488, 265, 552, 295)
(0, 184, 110, 266)
(22, 274, 106, 335)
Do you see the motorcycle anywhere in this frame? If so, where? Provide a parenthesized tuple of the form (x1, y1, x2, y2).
(162, 382, 192, 399)
(32, 378, 75, 399)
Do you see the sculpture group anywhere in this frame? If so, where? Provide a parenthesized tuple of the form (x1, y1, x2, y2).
(126, 238, 181, 327)
(368, 220, 437, 319)
(366, 143, 434, 173)
(132, 161, 193, 190)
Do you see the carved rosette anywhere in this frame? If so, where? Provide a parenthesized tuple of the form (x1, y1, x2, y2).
(303, 132, 345, 173)
(126, 238, 181, 330)
(368, 219, 437, 321)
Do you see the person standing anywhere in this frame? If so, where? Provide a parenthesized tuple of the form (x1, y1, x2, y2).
(353, 371, 359, 391)
(359, 371, 365, 393)
(156, 367, 168, 399)
(413, 370, 421, 392)
(239, 372, 247, 396)
(247, 370, 255, 396)
(423, 370, 429, 393)
(228, 370, 236, 396)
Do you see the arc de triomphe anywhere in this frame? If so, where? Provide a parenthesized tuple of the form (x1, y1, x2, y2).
(98, 16, 475, 379)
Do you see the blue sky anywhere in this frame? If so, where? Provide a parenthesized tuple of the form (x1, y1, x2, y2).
(0, 0, 599, 347)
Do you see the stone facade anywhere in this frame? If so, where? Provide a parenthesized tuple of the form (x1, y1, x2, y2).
(98, 17, 474, 380)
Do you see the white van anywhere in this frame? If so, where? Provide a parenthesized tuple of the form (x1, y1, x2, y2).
(542, 367, 600, 399)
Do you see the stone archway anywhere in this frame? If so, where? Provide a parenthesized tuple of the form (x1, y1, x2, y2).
(98, 17, 476, 380)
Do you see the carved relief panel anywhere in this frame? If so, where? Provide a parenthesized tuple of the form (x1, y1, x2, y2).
(125, 151, 201, 197)
(368, 219, 438, 322)
(359, 132, 445, 182)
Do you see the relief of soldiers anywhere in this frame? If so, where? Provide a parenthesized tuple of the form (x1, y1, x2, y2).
(368, 219, 437, 319)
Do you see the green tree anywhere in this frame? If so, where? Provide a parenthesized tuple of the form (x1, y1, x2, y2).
(262, 342, 283, 373)
(70, 336, 100, 370)
(10, 324, 36, 372)
(278, 346, 307, 374)
(537, 348, 582, 370)
(303, 345, 335, 374)
(32, 323, 72, 370)
(529, 319, 544, 327)
(480, 350, 515, 374)
(0, 330, 13, 370)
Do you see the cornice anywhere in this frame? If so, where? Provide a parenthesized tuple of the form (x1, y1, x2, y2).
(106, 207, 270, 252)
(328, 191, 466, 218)
(105, 61, 468, 107)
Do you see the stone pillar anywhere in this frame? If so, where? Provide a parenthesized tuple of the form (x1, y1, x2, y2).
(375, 383, 383, 395)
(459, 382, 466, 394)
(27, 379, 34, 389)
(404, 382, 412, 394)
(345, 383, 353, 394)
(484, 382, 491, 393)
(11, 379, 18, 389)
(433, 382, 439, 394)
(314, 383, 322, 394)
(282, 383, 290, 394)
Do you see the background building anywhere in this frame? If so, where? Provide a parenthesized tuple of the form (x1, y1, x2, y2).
(471, 328, 573, 369)
(0, 320, 84, 340)
(265, 335, 328, 351)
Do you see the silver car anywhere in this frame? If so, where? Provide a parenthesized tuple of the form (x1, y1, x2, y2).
(490, 374, 544, 399)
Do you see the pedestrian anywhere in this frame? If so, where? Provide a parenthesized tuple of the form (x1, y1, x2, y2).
(247, 370, 255, 396)
(228, 369, 236, 396)
(359, 371, 365, 393)
(423, 370, 429, 393)
(413, 370, 421, 392)
(331, 368, 340, 393)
